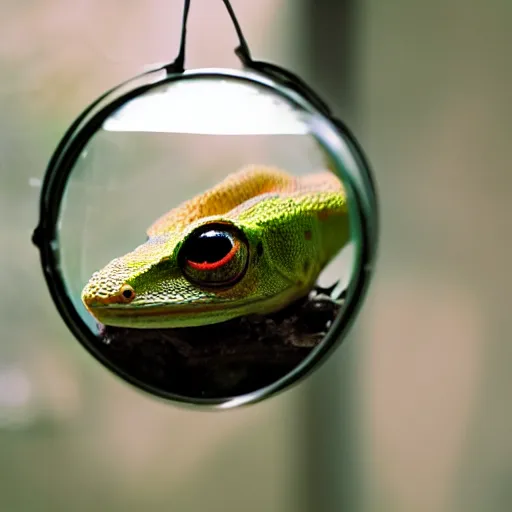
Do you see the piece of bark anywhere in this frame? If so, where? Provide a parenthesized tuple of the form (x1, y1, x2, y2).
(95, 285, 345, 400)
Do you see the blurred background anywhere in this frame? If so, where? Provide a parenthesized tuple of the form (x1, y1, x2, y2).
(1, 0, 511, 511)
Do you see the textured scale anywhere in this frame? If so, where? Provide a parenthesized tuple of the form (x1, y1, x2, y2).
(81, 165, 350, 329)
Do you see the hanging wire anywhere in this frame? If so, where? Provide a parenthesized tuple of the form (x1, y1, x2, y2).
(221, 0, 252, 62)
(167, 0, 252, 73)
(167, 0, 191, 73)
(164, 0, 333, 117)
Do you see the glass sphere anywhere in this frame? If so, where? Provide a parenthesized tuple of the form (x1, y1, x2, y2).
(35, 68, 377, 407)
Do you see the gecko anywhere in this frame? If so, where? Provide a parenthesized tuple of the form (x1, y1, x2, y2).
(81, 164, 349, 329)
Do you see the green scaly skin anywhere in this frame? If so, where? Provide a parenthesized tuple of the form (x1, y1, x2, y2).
(81, 165, 349, 329)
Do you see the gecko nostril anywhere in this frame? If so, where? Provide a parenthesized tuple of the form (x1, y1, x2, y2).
(120, 284, 135, 302)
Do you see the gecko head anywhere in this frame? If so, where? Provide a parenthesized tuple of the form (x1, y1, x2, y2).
(80, 217, 296, 329)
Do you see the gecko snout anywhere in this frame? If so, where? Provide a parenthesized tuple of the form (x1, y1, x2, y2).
(81, 282, 136, 309)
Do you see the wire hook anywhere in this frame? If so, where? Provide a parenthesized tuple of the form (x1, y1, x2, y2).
(167, 0, 253, 74)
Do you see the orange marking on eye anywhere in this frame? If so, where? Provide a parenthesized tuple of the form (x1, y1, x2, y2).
(187, 240, 239, 272)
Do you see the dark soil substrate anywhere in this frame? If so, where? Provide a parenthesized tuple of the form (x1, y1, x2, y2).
(95, 285, 345, 400)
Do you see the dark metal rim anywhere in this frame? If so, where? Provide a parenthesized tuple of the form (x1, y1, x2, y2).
(32, 65, 379, 409)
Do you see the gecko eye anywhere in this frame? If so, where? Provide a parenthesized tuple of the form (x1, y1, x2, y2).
(180, 224, 249, 287)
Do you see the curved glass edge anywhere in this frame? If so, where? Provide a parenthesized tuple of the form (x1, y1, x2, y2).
(33, 66, 379, 409)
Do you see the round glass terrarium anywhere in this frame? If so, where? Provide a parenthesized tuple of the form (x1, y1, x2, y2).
(33, 64, 378, 408)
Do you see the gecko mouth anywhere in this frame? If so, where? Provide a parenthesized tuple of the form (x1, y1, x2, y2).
(84, 287, 305, 329)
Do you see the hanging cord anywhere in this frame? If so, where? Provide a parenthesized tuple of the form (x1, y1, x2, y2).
(226, 1, 332, 116)
(166, 0, 332, 117)
(221, 0, 252, 62)
(166, 0, 252, 73)
(166, 0, 191, 73)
